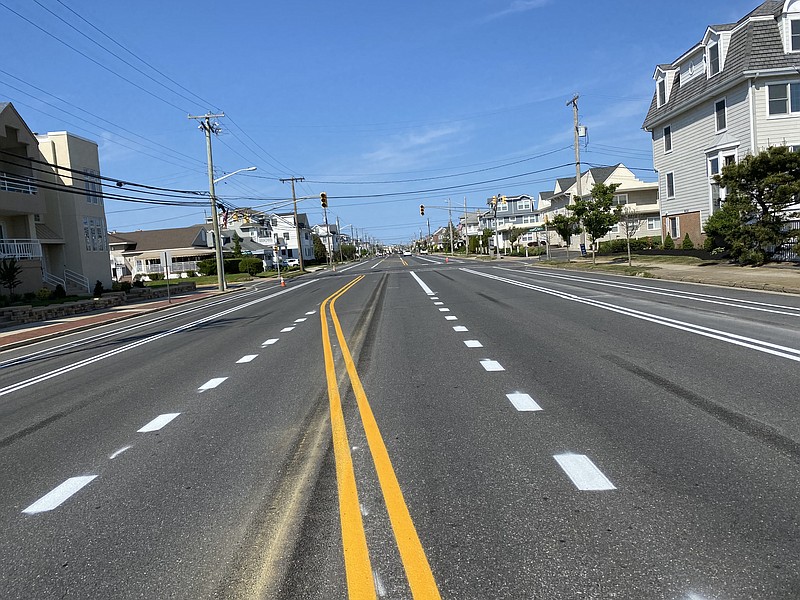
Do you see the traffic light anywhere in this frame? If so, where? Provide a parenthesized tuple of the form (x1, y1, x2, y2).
(320, 192, 328, 208)
(420, 204, 425, 216)
(490, 196, 497, 208)
(500, 195, 508, 205)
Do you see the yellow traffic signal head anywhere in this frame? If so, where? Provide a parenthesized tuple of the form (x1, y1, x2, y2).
(420, 204, 425, 216)
(320, 192, 328, 208)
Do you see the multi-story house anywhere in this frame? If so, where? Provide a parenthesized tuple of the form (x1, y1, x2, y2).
(477, 194, 542, 251)
(538, 164, 660, 249)
(312, 223, 339, 259)
(268, 212, 315, 263)
(0, 102, 110, 295)
(642, 0, 800, 248)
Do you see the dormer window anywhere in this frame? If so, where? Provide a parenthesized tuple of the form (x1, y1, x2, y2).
(708, 42, 720, 76)
(792, 19, 800, 51)
(658, 79, 667, 106)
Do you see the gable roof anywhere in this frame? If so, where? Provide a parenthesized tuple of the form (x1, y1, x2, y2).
(643, 1, 798, 129)
(108, 225, 209, 252)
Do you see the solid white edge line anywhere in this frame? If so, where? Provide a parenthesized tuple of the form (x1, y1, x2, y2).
(409, 271, 435, 295)
(199, 377, 227, 391)
(236, 354, 258, 363)
(23, 476, 98, 514)
(506, 393, 542, 412)
(554, 454, 616, 491)
(137, 413, 181, 433)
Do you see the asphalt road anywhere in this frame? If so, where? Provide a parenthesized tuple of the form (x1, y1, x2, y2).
(2, 255, 799, 599)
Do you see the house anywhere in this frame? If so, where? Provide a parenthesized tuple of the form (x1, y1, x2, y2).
(217, 208, 275, 269)
(477, 194, 543, 252)
(0, 102, 111, 295)
(268, 212, 315, 263)
(312, 222, 339, 259)
(642, 0, 800, 248)
(537, 164, 660, 249)
(108, 225, 214, 281)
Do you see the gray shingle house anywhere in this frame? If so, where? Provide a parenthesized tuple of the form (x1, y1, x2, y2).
(642, 0, 800, 247)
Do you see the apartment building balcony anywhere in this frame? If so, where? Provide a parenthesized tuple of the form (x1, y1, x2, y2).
(0, 172, 45, 215)
(0, 238, 43, 259)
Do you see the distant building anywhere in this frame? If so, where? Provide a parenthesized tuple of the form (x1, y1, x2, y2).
(109, 225, 214, 280)
(642, 0, 800, 248)
(0, 102, 110, 294)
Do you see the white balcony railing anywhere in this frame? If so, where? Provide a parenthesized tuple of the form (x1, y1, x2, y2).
(0, 239, 43, 259)
(0, 173, 37, 195)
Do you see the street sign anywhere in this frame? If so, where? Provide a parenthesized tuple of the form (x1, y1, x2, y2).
(529, 225, 546, 232)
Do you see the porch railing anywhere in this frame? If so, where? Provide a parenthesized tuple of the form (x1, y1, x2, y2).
(0, 173, 37, 195)
(0, 239, 43, 259)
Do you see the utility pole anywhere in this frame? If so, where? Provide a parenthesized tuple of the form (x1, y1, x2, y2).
(464, 197, 469, 257)
(448, 198, 454, 255)
(427, 218, 431, 251)
(189, 112, 226, 292)
(337, 216, 343, 263)
(280, 177, 305, 273)
(568, 95, 586, 251)
(350, 224, 356, 259)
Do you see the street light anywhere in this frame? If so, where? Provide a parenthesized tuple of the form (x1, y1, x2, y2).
(210, 166, 257, 291)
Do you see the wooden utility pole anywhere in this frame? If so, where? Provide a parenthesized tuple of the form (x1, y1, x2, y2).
(280, 177, 305, 273)
(568, 95, 586, 251)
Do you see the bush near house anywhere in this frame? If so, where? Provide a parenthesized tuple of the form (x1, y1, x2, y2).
(149, 273, 163, 281)
(663, 234, 675, 249)
(239, 257, 263, 275)
(681, 234, 695, 250)
(598, 238, 654, 254)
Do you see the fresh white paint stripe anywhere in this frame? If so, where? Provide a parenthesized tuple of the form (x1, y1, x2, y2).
(138, 413, 181, 432)
(339, 263, 360, 272)
(281, 327, 295, 332)
(294, 318, 307, 323)
(199, 377, 227, 391)
(434, 302, 444, 306)
(438, 308, 451, 312)
(430, 297, 439, 300)
(0, 279, 319, 398)
(480, 359, 504, 372)
(453, 326, 469, 332)
(445, 316, 458, 321)
(464, 340, 483, 348)
(554, 454, 616, 491)
(409, 271, 435, 295)
(23, 476, 97, 514)
(109, 446, 132, 459)
(306, 311, 317, 315)
(370, 259, 385, 270)
(506, 393, 542, 412)
(237, 354, 258, 363)
(262, 338, 279, 346)
(461, 268, 800, 363)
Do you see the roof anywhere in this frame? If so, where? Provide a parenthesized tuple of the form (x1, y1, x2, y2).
(108, 225, 209, 252)
(643, 1, 799, 129)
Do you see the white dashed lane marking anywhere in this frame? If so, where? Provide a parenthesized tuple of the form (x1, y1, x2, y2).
(23, 476, 97, 514)
(109, 446, 131, 459)
(262, 339, 279, 346)
(137, 413, 181, 432)
(506, 393, 542, 412)
(280, 327, 295, 332)
(305, 311, 317, 315)
(434, 302, 444, 306)
(199, 377, 227, 392)
(438, 308, 451, 312)
(236, 355, 258, 363)
(554, 454, 616, 491)
(294, 318, 307, 323)
(430, 297, 439, 300)
(464, 340, 483, 348)
(445, 316, 458, 321)
(453, 326, 468, 332)
(480, 359, 505, 372)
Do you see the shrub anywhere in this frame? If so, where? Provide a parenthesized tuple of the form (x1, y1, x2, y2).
(93, 280, 104, 297)
(663, 234, 675, 249)
(223, 258, 241, 274)
(36, 288, 52, 301)
(598, 238, 653, 254)
(681, 233, 695, 250)
(53, 284, 67, 299)
(239, 257, 263, 276)
(133, 280, 144, 288)
(198, 259, 216, 276)
(187, 271, 197, 278)
(703, 236, 715, 252)
(650, 236, 662, 249)
(149, 273, 163, 281)
(23, 292, 36, 302)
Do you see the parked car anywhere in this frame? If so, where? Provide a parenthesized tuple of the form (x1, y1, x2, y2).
(286, 258, 300, 267)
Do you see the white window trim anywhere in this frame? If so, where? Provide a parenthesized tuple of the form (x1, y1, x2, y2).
(766, 81, 800, 118)
(663, 125, 672, 153)
(613, 194, 629, 206)
(497, 202, 509, 213)
(647, 217, 660, 231)
(665, 172, 675, 199)
(667, 216, 680, 239)
(517, 199, 531, 211)
(707, 41, 721, 78)
(714, 98, 727, 132)
(657, 78, 667, 107)
(790, 18, 800, 53)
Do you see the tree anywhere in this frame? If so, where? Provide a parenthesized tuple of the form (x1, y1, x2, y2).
(0, 258, 23, 296)
(480, 227, 494, 255)
(569, 183, 621, 264)
(312, 234, 327, 262)
(618, 205, 641, 267)
(551, 213, 581, 262)
(707, 145, 800, 265)
(232, 233, 243, 258)
(340, 243, 356, 260)
(508, 227, 524, 252)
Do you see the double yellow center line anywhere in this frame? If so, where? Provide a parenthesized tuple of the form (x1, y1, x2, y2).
(320, 277, 441, 599)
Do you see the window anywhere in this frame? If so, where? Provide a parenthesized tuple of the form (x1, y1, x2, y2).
(715, 99, 726, 131)
(667, 216, 680, 239)
(708, 43, 720, 76)
(83, 169, 102, 204)
(658, 79, 666, 106)
(647, 217, 660, 231)
(613, 194, 628, 206)
(666, 173, 675, 198)
(709, 156, 720, 176)
(283, 232, 290, 240)
(792, 20, 800, 51)
(497, 201, 508, 212)
(82, 216, 107, 251)
(522, 215, 537, 224)
(767, 83, 800, 115)
(664, 126, 672, 152)
(609, 224, 619, 234)
(517, 198, 531, 211)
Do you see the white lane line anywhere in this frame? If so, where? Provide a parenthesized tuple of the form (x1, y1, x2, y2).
(373, 569, 387, 597)
(438, 308, 451, 312)
(445, 316, 458, 321)
(138, 413, 181, 432)
(506, 393, 542, 412)
(339, 263, 360, 272)
(370, 259, 385, 270)
(434, 302, 444, 306)
(199, 377, 227, 392)
(262, 338, 279, 346)
(109, 446, 132, 459)
(305, 311, 317, 315)
(453, 326, 469, 332)
(281, 327, 295, 332)
(23, 476, 97, 514)
(480, 359, 505, 372)
(409, 271, 435, 296)
(0, 279, 319, 399)
(554, 454, 616, 491)
(431, 297, 439, 300)
(294, 318, 307, 323)
(464, 340, 483, 348)
(237, 354, 258, 363)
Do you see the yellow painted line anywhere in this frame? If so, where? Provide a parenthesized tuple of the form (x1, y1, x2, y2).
(330, 292, 442, 599)
(400, 257, 408, 266)
(320, 276, 376, 600)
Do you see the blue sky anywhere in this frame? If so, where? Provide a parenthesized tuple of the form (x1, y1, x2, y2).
(0, 0, 761, 244)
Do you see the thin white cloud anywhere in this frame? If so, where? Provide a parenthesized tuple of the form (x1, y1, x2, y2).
(485, 0, 550, 22)
(362, 124, 466, 170)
